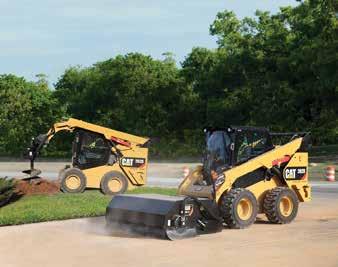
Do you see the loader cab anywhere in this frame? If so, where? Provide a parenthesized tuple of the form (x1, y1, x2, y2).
(233, 127, 273, 164)
(203, 127, 273, 183)
(72, 130, 111, 170)
(204, 130, 232, 176)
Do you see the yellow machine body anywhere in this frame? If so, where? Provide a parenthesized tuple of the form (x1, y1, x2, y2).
(26, 118, 149, 193)
(178, 136, 311, 214)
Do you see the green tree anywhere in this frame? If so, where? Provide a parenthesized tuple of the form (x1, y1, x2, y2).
(184, 0, 338, 144)
(55, 53, 196, 138)
(0, 74, 64, 155)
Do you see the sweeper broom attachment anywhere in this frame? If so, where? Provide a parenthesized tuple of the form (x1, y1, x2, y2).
(105, 194, 223, 240)
(106, 126, 311, 240)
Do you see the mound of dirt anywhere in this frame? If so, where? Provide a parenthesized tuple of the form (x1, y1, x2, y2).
(15, 179, 60, 196)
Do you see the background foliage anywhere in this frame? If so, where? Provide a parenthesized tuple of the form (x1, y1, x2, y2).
(0, 0, 337, 158)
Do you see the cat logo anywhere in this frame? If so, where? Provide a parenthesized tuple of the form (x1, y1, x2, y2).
(285, 168, 296, 179)
(121, 157, 146, 168)
(121, 158, 134, 167)
(283, 167, 307, 180)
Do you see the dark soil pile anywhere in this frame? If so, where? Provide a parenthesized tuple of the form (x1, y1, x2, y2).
(15, 179, 60, 196)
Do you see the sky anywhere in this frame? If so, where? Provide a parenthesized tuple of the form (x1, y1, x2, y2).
(0, 0, 298, 85)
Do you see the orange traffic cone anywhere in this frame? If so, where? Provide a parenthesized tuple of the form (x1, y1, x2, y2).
(325, 166, 335, 182)
(183, 166, 190, 178)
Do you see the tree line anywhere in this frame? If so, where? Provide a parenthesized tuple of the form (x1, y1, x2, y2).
(0, 0, 337, 157)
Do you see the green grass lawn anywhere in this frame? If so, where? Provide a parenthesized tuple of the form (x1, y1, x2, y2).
(0, 187, 177, 226)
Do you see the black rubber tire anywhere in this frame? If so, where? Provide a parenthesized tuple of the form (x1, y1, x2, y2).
(220, 188, 258, 229)
(60, 168, 87, 193)
(263, 187, 299, 224)
(100, 171, 128, 195)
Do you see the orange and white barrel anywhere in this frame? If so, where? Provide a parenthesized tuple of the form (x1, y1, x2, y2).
(183, 166, 190, 178)
(325, 166, 335, 182)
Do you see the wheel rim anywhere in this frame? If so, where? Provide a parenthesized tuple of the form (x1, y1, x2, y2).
(65, 175, 81, 190)
(279, 196, 293, 217)
(108, 177, 122, 193)
(237, 198, 253, 220)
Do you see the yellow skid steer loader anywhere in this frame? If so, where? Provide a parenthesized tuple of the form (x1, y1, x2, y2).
(23, 118, 149, 195)
(106, 126, 311, 239)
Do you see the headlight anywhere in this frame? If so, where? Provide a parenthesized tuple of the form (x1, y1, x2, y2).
(215, 174, 225, 187)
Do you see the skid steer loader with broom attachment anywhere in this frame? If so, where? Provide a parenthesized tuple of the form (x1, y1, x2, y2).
(23, 118, 149, 195)
(106, 126, 311, 240)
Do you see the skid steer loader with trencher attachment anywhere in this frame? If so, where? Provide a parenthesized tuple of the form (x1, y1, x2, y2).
(106, 126, 311, 240)
(23, 118, 149, 195)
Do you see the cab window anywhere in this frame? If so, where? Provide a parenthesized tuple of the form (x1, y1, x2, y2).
(74, 131, 110, 169)
(236, 132, 252, 163)
(235, 130, 272, 163)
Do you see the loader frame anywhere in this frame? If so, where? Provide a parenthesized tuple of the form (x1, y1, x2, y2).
(178, 127, 311, 210)
(24, 118, 149, 194)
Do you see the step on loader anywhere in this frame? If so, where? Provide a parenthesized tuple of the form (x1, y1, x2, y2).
(106, 126, 311, 240)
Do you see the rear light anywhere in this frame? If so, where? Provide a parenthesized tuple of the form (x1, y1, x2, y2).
(272, 155, 291, 166)
(111, 136, 131, 147)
